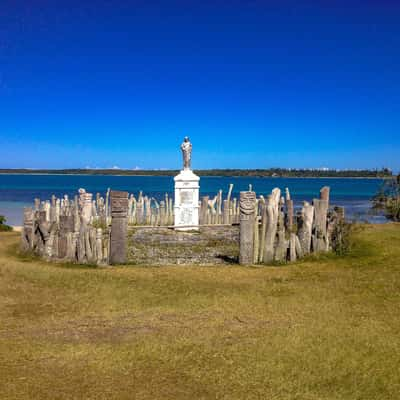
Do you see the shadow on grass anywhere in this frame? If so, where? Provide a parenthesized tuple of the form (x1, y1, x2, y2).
(215, 254, 239, 264)
(7, 242, 100, 270)
(4, 222, 382, 272)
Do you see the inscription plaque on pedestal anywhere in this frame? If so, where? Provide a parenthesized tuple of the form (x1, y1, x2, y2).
(180, 190, 193, 204)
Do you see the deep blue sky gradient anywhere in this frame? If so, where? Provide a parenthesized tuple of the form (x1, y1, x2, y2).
(1, 0, 399, 170)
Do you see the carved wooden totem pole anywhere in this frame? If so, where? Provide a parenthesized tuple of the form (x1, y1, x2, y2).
(110, 190, 129, 264)
(239, 191, 256, 265)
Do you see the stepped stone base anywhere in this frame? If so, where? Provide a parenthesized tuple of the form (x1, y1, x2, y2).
(127, 225, 239, 265)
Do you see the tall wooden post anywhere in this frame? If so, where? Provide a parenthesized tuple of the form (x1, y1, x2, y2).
(223, 199, 230, 224)
(200, 196, 209, 225)
(312, 186, 330, 253)
(239, 191, 256, 265)
(110, 190, 128, 265)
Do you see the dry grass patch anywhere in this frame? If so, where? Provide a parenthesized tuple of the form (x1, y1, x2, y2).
(0, 224, 400, 399)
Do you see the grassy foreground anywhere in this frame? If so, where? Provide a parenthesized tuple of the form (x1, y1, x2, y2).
(0, 225, 399, 399)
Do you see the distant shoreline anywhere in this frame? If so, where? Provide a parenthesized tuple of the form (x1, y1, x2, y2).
(0, 173, 387, 179)
(0, 168, 392, 179)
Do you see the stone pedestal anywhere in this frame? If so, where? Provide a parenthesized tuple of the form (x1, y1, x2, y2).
(174, 169, 200, 230)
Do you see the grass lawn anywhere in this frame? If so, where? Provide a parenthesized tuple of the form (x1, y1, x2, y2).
(0, 224, 399, 399)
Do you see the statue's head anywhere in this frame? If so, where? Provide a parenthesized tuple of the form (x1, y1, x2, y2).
(183, 136, 189, 142)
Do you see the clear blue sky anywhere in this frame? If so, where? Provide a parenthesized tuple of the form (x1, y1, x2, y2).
(1, 0, 399, 170)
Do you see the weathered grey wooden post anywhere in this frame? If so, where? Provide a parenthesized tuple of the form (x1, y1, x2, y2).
(21, 207, 34, 251)
(105, 188, 110, 224)
(312, 186, 330, 253)
(264, 188, 280, 262)
(137, 192, 144, 225)
(59, 215, 74, 259)
(96, 228, 103, 264)
(298, 201, 314, 254)
(110, 190, 129, 265)
(160, 201, 166, 226)
(239, 191, 256, 265)
(31, 210, 46, 255)
(200, 196, 209, 225)
(223, 200, 230, 224)
(285, 189, 296, 262)
(168, 197, 174, 225)
(253, 200, 260, 263)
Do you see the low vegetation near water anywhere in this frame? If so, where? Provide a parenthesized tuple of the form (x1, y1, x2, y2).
(373, 174, 400, 221)
(1, 224, 400, 399)
(0, 215, 12, 232)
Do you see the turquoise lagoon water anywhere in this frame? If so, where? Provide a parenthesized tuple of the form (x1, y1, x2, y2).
(0, 174, 386, 226)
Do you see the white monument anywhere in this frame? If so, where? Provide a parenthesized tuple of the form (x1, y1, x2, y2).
(174, 137, 200, 230)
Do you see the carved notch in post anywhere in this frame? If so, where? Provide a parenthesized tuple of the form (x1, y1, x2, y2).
(110, 190, 129, 265)
(239, 191, 256, 265)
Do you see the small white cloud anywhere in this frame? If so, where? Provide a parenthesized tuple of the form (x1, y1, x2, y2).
(112, 165, 120, 170)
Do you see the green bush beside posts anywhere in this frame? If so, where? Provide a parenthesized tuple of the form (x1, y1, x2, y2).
(0, 215, 12, 231)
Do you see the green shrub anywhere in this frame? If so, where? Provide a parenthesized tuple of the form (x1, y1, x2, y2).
(372, 175, 400, 221)
(331, 219, 354, 256)
(0, 215, 13, 231)
(90, 219, 108, 230)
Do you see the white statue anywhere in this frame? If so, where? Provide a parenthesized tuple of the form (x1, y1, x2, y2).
(181, 136, 192, 170)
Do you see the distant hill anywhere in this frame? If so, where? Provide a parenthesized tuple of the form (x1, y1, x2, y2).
(0, 168, 392, 178)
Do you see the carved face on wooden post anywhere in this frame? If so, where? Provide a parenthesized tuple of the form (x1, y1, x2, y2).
(239, 191, 256, 220)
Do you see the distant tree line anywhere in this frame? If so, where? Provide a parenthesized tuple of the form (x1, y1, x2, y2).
(0, 168, 393, 178)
